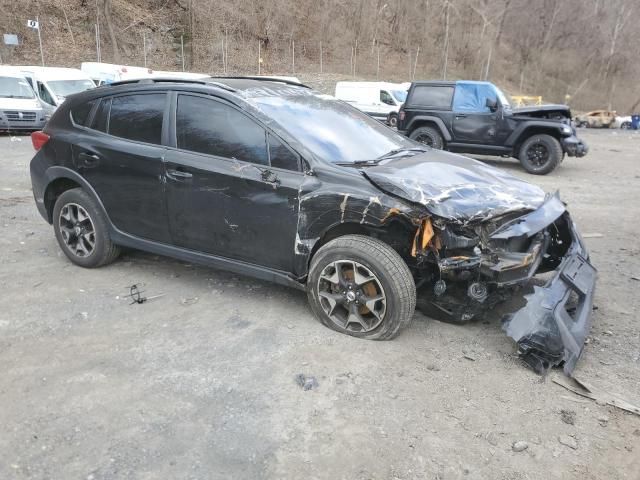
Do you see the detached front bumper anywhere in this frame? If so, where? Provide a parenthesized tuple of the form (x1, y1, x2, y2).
(562, 135, 589, 157)
(502, 216, 596, 375)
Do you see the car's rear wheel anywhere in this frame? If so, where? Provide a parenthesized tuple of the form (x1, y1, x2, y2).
(53, 188, 120, 268)
(307, 235, 416, 340)
(387, 113, 398, 128)
(518, 134, 562, 175)
(621, 121, 631, 129)
(409, 126, 444, 149)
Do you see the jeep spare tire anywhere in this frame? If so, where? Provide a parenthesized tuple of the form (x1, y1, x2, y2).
(409, 126, 444, 149)
(518, 134, 562, 175)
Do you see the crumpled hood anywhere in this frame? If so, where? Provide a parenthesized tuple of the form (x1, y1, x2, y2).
(363, 150, 547, 223)
(513, 104, 571, 118)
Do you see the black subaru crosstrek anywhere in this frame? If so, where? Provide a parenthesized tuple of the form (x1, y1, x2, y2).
(30, 77, 596, 374)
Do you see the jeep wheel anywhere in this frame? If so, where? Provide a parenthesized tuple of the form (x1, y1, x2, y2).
(307, 235, 416, 340)
(518, 134, 562, 175)
(387, 113, 398, 128)
(53, 188, 121, 268)
(409, 126, 444, 149)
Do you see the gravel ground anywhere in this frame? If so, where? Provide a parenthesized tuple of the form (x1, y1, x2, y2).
(0, 129, 639, 480)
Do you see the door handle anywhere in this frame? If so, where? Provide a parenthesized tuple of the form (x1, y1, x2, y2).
(455, 114, 467, 119)
(78, 152, 100, 166)
(166, 168, 193, 181)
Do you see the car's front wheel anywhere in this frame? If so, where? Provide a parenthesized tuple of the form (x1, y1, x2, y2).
(307, 235, 416, 340)
(409, 126, 444, 149)
(52, 188, 120, 268)
(518, 134, 562, 175)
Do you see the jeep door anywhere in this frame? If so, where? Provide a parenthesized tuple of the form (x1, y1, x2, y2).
(451, 82, 508, 145)
(163, 93, 304, 272)
(75, 92, 172, 243)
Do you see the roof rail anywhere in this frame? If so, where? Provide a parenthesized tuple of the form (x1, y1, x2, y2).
(209, 76, 311, 89)
(102, 77, 237, 92)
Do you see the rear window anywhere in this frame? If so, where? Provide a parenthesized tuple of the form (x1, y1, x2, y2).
(70, 100, 96, 126)
(409, 85, 454, 109)
(108, 94, 165, 145)
(90, 98, 110, 132)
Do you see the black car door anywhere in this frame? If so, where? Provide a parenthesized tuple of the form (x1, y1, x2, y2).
(75, 92, 171, 243)
(164, 93, 304, 272)
(450, 83, 500, 145)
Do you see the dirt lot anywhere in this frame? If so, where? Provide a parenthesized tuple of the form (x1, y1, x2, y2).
(0, 129, 639, 480)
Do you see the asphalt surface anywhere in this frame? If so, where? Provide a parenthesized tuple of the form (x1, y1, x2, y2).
(0, 129, 639, 479)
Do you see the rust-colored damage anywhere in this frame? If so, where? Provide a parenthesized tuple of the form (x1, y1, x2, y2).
(411, 218, 437, 257)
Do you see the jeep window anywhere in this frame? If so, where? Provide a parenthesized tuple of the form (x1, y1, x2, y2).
(108, 94, 165, 145)
(391, 90, 407, 103)
(494, 86, 512, 110)
(268, 134, 300, 171)
(91, 98, 111, 133)
(250, 94, 414, 164)
(409, 85, 454, 109)
(176, 94, 269, 165)
(70, 100, 96, 126)
(0, 76, 35, 99)
(453, 82, 498, 113)
(380, 90, 395, 106)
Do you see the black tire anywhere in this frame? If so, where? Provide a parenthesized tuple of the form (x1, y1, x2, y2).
(409, 126, 444, 149)
(518, 134, 562, 175)
(387, 113, 398, 128)
(52, 188, 120, 268)
(621, 122, 631, 130)
(307, 235, 416, 340)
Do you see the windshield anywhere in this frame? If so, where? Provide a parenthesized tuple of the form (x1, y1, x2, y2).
(391, 90, 407, 103)
(251, 94, 415, 164)
(494, 86, 512, 110)
(0, 76, 35, 99)
(47, 79, 95, 98)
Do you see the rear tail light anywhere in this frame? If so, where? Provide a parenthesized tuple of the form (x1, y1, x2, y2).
(31, 131, 50, 151)
(399, 111, 406, 121)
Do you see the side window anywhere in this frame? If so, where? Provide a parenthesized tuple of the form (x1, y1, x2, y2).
(108, 94, 165, 144)
(380, 90, 395, 106)
(70, 100, 96, 126)
(268, 134, 300, 171)
(37, 82, 55, 106)
(176, 94, 268, 165)
(452, 83, 496, 113)
(410, 86, 454, 109)
(90, 98, 110, 133)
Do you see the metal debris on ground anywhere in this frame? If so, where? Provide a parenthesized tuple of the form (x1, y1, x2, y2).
(512, 441, 528, 452)
(124, 283, 165, 305)
(552, 375, 640, 416)
(180, 296, 199, 306)
(295, 374, 319, 391)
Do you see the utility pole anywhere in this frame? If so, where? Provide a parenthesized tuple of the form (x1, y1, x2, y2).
(320, 41, 323, 73)
(36, 16, 44, 66)
(258, 40, 261, 75)
(181, 35, 185, 72)
(292, 40, 295, 74)
(142, 32, 147, 67)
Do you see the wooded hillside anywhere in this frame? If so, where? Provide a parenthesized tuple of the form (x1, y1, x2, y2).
(1, 0, 638, 112)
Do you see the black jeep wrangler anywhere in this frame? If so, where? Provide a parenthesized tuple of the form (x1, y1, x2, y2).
(397, 81, 588, 174)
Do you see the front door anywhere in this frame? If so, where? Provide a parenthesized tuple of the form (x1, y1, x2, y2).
(77, 93, 171, 243)
(164, 93, 304, 272)
(451, 82, 503, 145)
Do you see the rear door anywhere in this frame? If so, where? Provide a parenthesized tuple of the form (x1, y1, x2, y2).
(164, 93, 304, 272)
(75, 92, 171, 243)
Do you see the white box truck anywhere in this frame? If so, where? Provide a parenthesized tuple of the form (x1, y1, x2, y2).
(334, 81, 409, 127)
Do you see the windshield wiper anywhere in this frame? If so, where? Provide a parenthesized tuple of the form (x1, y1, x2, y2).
(376, 147, 429, 160)
(334, 159, 384, 167)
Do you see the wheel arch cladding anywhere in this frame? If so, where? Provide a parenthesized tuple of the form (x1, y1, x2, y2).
(512, 126, 563, 152)
(44, 177, 82, 223)
(407, 116, 452, 141)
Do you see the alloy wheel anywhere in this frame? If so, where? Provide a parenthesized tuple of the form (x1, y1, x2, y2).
(58, 203, 96, 257)
(317, 260, 387, 333)
(526, 142, 550, 167)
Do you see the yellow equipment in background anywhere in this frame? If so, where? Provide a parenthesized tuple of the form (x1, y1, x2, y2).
(511, 95, 543, 107)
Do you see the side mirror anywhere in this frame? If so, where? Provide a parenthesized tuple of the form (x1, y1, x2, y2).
(486, 97, 498, 112)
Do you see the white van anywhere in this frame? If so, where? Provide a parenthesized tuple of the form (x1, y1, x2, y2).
(81, 62, 155, 85)
(0, 66, 48, 132)
(151, 70, 210, 80)
(334, 81, 409, 127)
(17, 66, 95, 112)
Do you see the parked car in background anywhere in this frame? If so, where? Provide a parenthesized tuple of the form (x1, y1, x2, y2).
(81, 62, 155, 85)
(335, 81, 409, 127)
(28, 76, 595, 374)
(574, 110, 616, 128)
(397, 80, 587, 174)
(0, 66, 48, 132)
(613, 114, 632, 129)
(17, 66, 96, 115)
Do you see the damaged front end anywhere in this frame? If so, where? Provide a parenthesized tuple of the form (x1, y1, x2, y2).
(410, 193, 596, 375)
